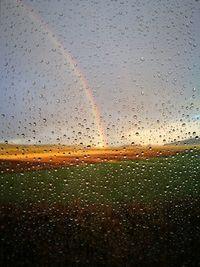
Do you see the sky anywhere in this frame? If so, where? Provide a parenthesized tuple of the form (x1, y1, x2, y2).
(0, 0, 199, 147)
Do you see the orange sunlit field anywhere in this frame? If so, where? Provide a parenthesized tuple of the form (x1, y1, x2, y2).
(0, 143, 199, 173)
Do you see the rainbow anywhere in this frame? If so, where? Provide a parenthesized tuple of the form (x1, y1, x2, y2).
(15, 0, 107, 147)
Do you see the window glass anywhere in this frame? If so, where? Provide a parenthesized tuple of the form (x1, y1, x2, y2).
(0, 0, 200, 266)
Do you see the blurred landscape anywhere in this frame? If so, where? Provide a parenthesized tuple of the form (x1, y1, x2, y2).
(1, 142, 199, 172)
(1, 143, 200, 266)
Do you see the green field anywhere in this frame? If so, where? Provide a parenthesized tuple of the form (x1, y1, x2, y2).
(1, 149, 200, 266)
(1, 149, 200, 205)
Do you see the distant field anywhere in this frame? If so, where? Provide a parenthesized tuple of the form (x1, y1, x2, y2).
(1, 149, 199, 205)
(1, 143, 200, 172)
(1, 143, 199, 157)
(1, 146, 200, 266)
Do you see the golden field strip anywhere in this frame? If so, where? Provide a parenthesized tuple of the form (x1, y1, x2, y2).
(1, 144, 199, 158)
(0, 144, 199, 160)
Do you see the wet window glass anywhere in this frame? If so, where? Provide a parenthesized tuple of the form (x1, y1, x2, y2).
(0, 0, 200, 266)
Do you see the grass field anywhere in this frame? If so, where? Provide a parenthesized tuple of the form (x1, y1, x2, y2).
(1, 145, 200, 266)
(1, 148, 200, 205)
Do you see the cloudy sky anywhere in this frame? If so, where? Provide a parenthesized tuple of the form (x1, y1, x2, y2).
(0, 0, 199, 146)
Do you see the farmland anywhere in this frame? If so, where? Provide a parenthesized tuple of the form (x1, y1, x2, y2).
(1, 144, 200, 266)
(1, 148, 200, 204)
